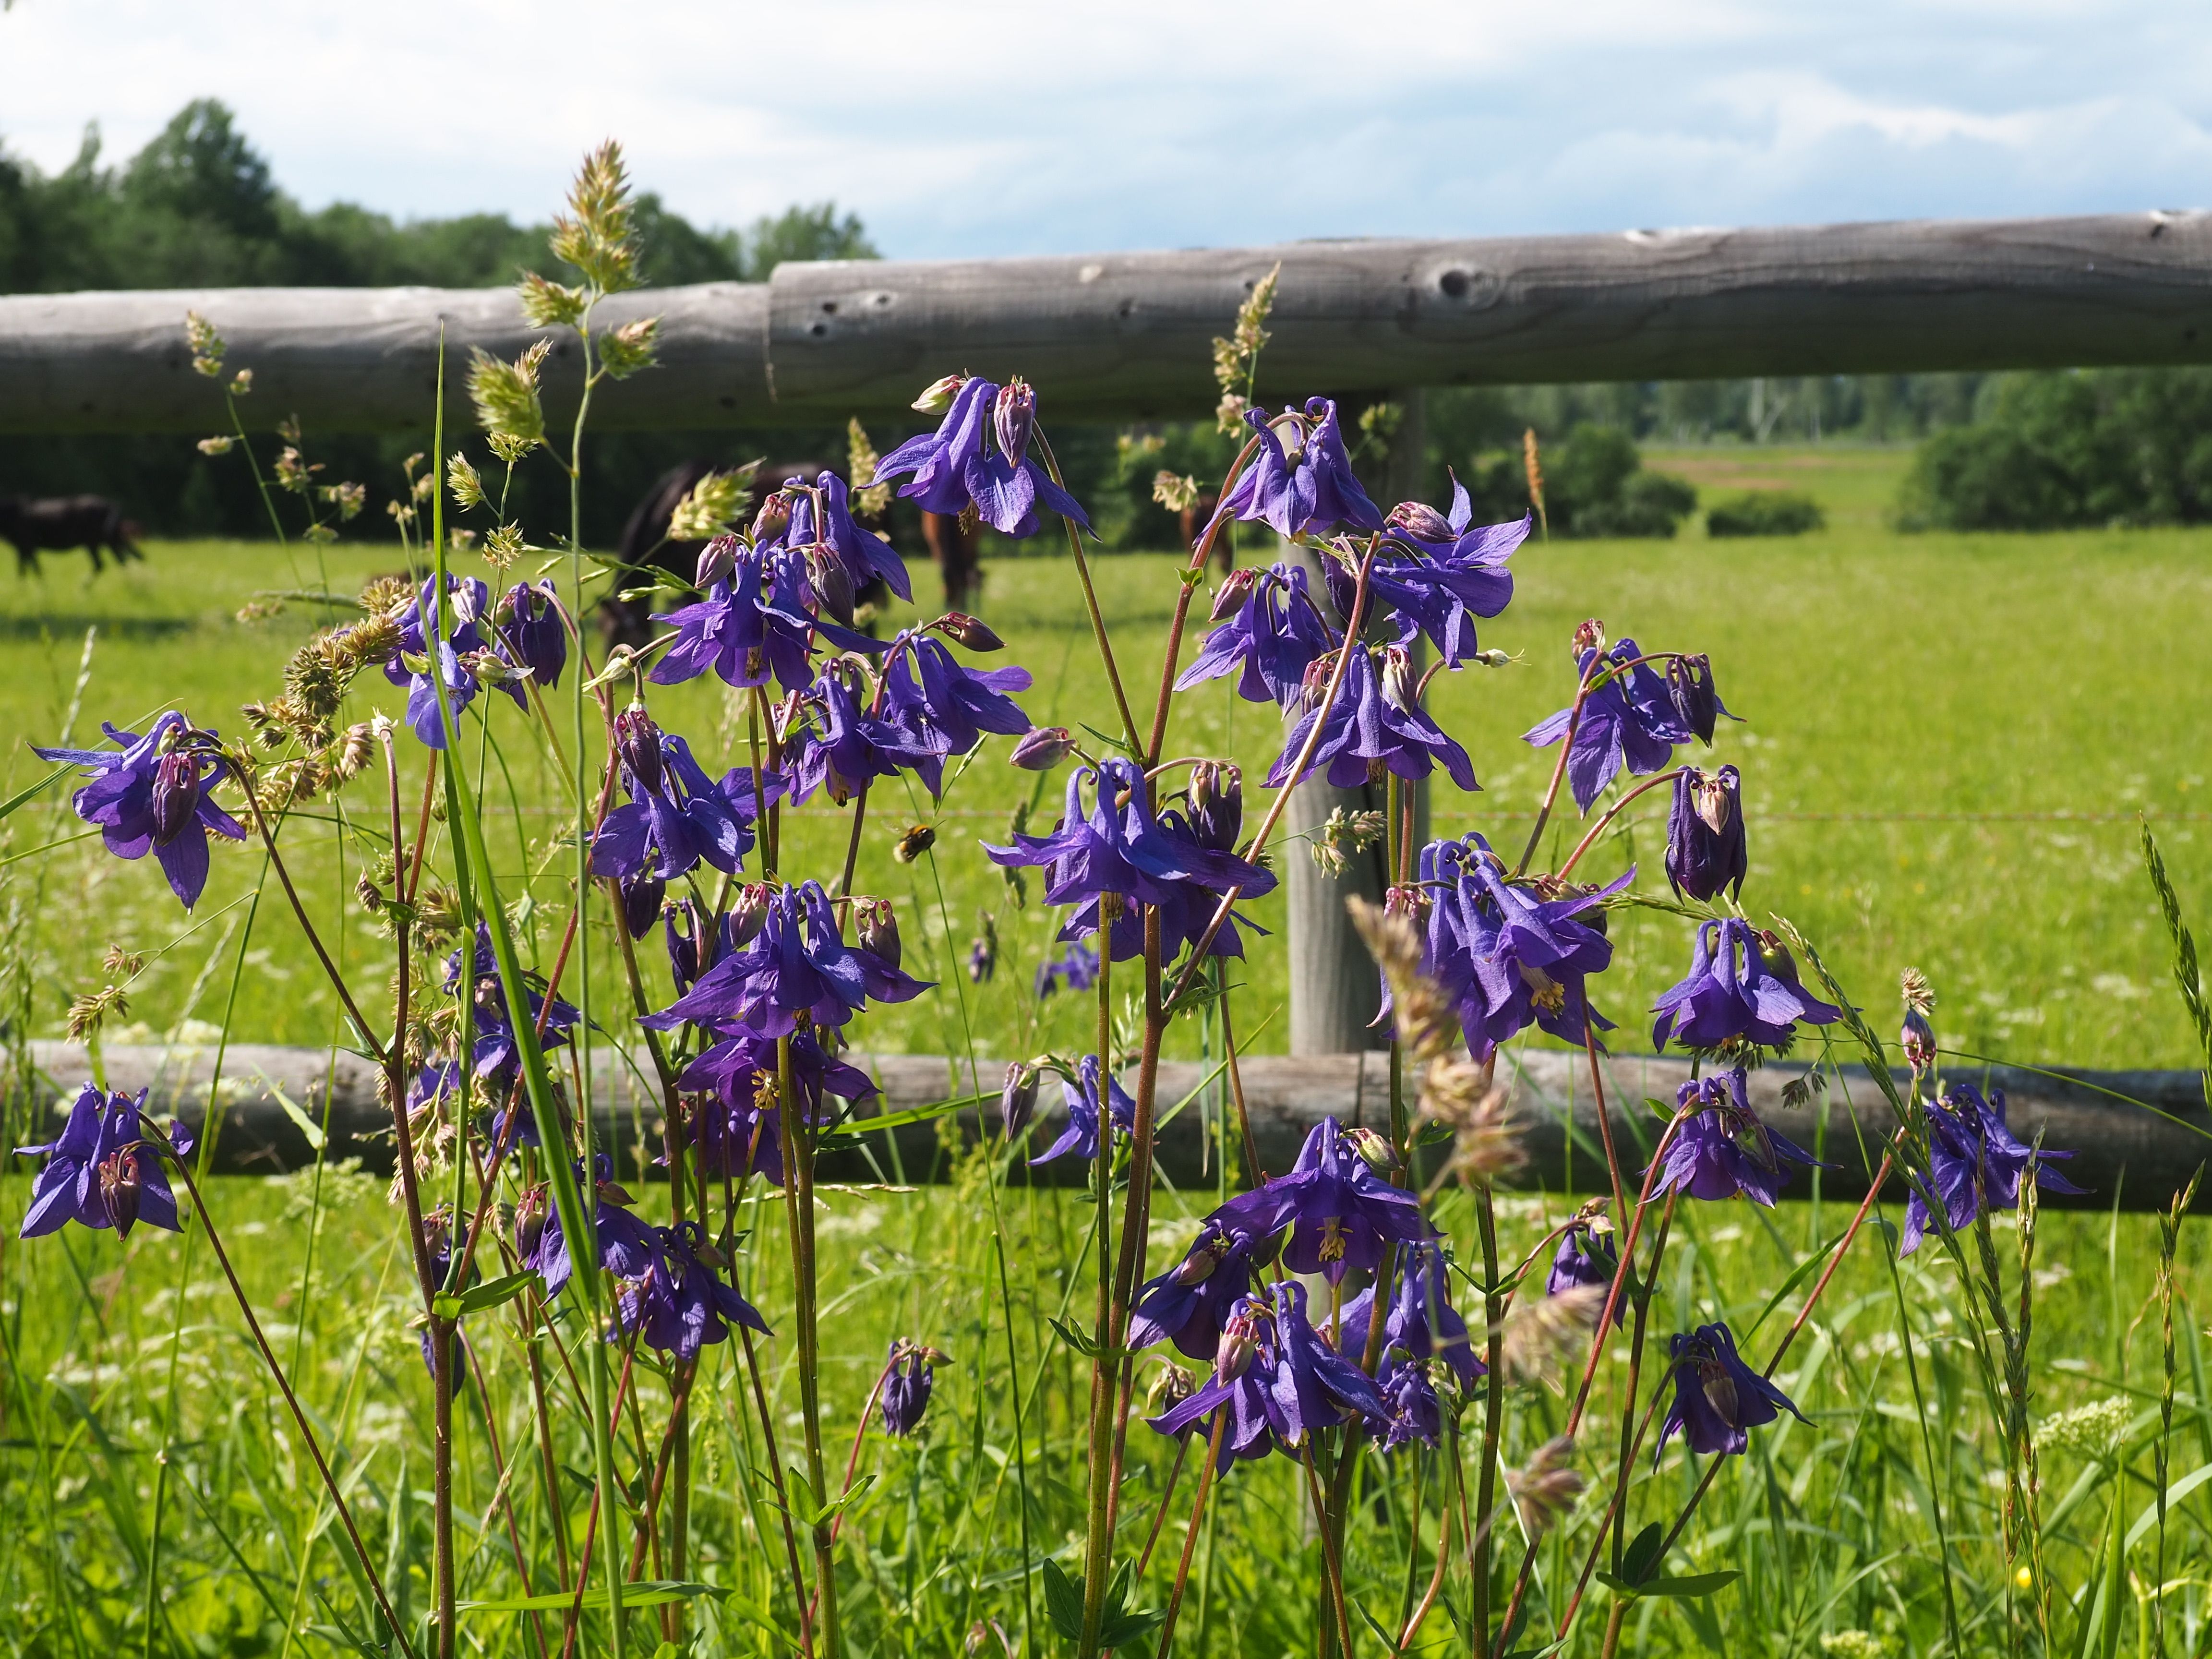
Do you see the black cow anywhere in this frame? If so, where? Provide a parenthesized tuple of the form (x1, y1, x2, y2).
(0, 495, 144, 576)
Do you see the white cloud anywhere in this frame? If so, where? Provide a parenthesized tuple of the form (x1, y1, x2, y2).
(0, 0, 2201, 258)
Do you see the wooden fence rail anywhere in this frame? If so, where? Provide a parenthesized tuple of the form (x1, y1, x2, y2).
(3, 211, 2208, 434)
(14, 1041, 2207, 1211)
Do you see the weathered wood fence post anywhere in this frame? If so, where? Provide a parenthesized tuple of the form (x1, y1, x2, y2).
(1286, 387, 1430, 1054)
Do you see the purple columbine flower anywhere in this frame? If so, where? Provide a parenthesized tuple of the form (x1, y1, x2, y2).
(16, 1084, 186, 1239)
(35, 712, 246, 910)
(1666, 765, 1746, 903)
(1225, 1117, 1427, 1286)
(645, 881, 930, 1038)
(649, 539, 884, 694)
(1377, 1360, 1444, 1451)
(676, 1027, 879, 1186)
(445, 923, 581, 1085)
(589, 707, 770, 884)
(1256, 1279, 1390, 1448)
(782, 667, 909, 806)
(1404, 834, 1626, 1064)
(987, 758, 1275, 964)
(382, 574, 527, 748)
(1523, 637, 1704, 814)
(1128, 1212, 1274, 1362)
(1215, 399, 1383, 540)
(1267, 645, 1478, 793)
(496, 579, 567, 689)
(1174, 563, 1334, 707)
(616, 872, 666, 940)
(873, 375, 1093, 537)
(879, 1339, 943, 1436)
(614, 1221, 769, 1359)
(518, 1156, 660, 1299)
(1650, 919, 1842, 1057)
(1147, 1296, 1280, 1472)
(876, 634, 1035, 798)
(1340, 1236, 1482, 1388)
(1365, 485, 1527, 667)
(1648, 1068, 1828, 1206)
(1029, 1054, 1135, 1166)
(1548, 1214, 1624, 1328)
(1659, 1321, 1805, 1458)
(767, 471, 912, 601)
(1034, 940, 1101, 1000)
(1900, 1082, 2084, 1255)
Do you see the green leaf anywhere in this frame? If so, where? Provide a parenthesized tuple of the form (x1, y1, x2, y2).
(1596, 1569, 1740, 1599)
(1050, 1316, 1103, 1358)
(814, 1090, 993, 1153)
(1415, 1119, 1457, 1149)
(1040, 1560, 1085, 1641)
(430, 1270, 540, 1322)
(458, 1579, 719, 1613)
(252, 1069, 326, 1152)
(1620, 1521, 1666, 1585)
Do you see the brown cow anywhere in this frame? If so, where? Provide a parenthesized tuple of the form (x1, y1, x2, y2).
(1, 494, 144, 576)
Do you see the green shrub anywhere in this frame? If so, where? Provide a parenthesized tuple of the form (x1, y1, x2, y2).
(1706, 490, 1825, 537)
(1896, 367, 2212, 530)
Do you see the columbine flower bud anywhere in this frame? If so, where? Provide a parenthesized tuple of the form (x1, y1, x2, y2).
(1900, 1007, 1936, 1070)
(936, 612, 1005, 651)
(1666, 652, 1720, 745)
(613, 707, 664, 795)
(1388, 500, 1455, 541)
(618, 871, 664, 940)
(1346, 1126, 1399, 1177)
(1210, 566, 1259, 622)
(912, 373, 966, 413)
(993, 378, 1037, 460)
(729, 882, 772, 948)
(858, 898, 902, 967)
(808, 549, 856, 625)
(1174, 1229, 1233, 1286)
(99, 1147, 144, 1238)
(513, 1184, 550, 1262)
(1573, 618, 1605, 657)
(695, 534, 738, 589)
(149, 751, 201, 845)
(1009, 726, 1076, 770)
(1145, 1363, 1197, 1416)
(999, 1062, 1038, 1141)
(1187, 760, 1242, 853)
(1214, 1308, 1260, 1382)
(1473, 648, 1514, 668)
(750, 493, 791, 544)
(1379, 645, 1418, 711)
(893, 824, 938, 864)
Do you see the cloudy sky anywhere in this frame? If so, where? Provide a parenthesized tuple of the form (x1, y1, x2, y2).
(2, 0, 2204, 259)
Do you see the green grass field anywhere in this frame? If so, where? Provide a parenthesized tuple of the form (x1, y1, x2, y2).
(4, 444, 2212, 1658)
(2, 445, 2206, 1070)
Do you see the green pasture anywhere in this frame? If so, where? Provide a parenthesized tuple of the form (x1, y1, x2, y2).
(0, 445, 2206, 1072)
(5, 443, 2212, 1655)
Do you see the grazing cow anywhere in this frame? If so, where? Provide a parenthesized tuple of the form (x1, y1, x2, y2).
(921, 510, 982, 611)
(0, 495, 144, 577)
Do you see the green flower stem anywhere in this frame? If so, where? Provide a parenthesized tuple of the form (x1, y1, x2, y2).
(1034, 433, 1142, 758)
(1076, 901, 1119, 1658)
(1471, 1183, 1505, 1650)
(779, 1032, 840, 1656)
(427, 330, 624, 1659)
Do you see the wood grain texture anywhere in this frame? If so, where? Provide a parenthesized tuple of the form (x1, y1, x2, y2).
(5, 212, 2209, 433)
(27, 1041, 2206, 1208)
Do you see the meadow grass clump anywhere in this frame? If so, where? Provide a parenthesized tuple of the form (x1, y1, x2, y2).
(4, 144, 2212, 1659)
